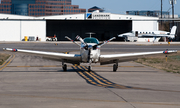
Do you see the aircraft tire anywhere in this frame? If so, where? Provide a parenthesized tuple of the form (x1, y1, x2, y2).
(88, 66, 91, 72)
(63, 64, 67, 71)
(113, 64, 118, 72)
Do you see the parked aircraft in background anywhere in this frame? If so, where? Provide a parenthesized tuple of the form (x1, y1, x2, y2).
(3, 35, 177, 72)
(118, 26, 177, 42)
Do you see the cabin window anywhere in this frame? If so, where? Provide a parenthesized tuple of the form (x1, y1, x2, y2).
(84, 38, 99, 44)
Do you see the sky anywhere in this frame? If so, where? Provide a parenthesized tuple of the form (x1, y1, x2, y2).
(73, 0, 180, 15)
(0, 0, 179, 15)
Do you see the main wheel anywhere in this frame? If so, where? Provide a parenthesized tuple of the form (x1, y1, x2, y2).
(113, 64, 118, 72)
(88, 66, 91, 72)
(63, 64, 67, 71)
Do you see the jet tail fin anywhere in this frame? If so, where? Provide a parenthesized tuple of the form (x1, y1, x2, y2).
(168, 26, 177, 39)
(170, 26, 177, 35)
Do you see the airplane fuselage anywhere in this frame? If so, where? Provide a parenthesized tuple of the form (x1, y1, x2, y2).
(119, 30, 170, 37)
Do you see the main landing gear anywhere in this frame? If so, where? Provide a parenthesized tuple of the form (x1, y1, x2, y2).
(62, 62, 67, 71)
(113, 63, 118, 72)
(88, 66, 91, 72)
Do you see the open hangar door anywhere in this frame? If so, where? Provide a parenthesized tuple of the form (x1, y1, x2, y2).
(46, 20, 132, 41)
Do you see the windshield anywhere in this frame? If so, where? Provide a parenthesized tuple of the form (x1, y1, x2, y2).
(84, 38, 99, 44)
(130, 31, 134, 33)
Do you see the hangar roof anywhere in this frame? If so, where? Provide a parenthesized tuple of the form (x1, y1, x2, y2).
(0, 13, 36, 20)
(0, 12, 159, 21)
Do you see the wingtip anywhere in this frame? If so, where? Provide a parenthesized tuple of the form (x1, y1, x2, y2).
(3, 48, 18, 52)
(171, 50, 178, 53)
(174, 50, 178, 53)
(163, 50, 178, 54)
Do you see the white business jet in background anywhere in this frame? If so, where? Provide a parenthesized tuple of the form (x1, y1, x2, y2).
(3, 35, 177, 72)
(118, 26, 177, 42)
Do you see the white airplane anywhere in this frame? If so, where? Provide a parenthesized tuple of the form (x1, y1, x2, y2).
(118, 26, 177, 42)
(3, 35, 177, 72)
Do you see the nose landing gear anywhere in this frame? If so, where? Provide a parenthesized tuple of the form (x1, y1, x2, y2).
(88, 60, 92, 72)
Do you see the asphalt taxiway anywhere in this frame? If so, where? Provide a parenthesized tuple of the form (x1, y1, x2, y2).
(0, 42, 180, 108)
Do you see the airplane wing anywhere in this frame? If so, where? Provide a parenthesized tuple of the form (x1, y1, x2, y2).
(3, 48, 81, 64)
(100, 50, 177, 65)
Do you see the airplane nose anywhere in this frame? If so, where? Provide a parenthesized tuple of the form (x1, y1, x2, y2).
(88, 45, 93, 49)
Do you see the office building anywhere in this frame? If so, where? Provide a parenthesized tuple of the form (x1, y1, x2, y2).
(0, 0, 11, 14)
(0, 0, 86, 16)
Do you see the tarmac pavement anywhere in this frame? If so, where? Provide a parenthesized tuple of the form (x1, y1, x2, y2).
(0, 42, 180, 108)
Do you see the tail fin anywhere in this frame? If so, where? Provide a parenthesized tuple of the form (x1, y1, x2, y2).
(170, 26, 177, 35)
(168, 26, 177, 39)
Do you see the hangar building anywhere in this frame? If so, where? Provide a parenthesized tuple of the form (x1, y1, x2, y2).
(0, 11, 160, 41)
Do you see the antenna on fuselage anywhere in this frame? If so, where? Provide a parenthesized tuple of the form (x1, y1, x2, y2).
(86, 32, 95, 38)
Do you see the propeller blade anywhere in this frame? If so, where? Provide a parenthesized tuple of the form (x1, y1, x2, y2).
(99, 37, 116, 47)
(76, 35, 88, 46)
(65, 36, 81, 47)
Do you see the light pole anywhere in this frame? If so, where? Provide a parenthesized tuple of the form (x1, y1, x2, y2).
(169, 0, 177, 25)
(161, 0, 163, 27)
(161, 0, 162, 18)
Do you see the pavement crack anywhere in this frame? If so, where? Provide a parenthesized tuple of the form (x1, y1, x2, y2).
(107, 88, 136, 108)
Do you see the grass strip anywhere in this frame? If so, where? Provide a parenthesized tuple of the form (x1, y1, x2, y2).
(135, 52, 180, 73)
(0, 53, 10, 65)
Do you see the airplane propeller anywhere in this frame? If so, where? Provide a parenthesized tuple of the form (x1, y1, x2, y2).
(75, 36, 92, 71)
(66, 35, 116, 72)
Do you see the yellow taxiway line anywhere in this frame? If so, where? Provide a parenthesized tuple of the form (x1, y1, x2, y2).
(0, 54, 15, 71)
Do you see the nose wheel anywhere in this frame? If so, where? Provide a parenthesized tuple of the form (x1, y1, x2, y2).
(88, 59, 92, 72)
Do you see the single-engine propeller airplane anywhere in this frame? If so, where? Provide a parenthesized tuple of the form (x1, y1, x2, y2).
(3, 35, 177, 72)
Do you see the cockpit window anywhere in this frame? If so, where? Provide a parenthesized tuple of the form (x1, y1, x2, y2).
(130, 31, 134, 33)
(84, 38, 99, 44)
